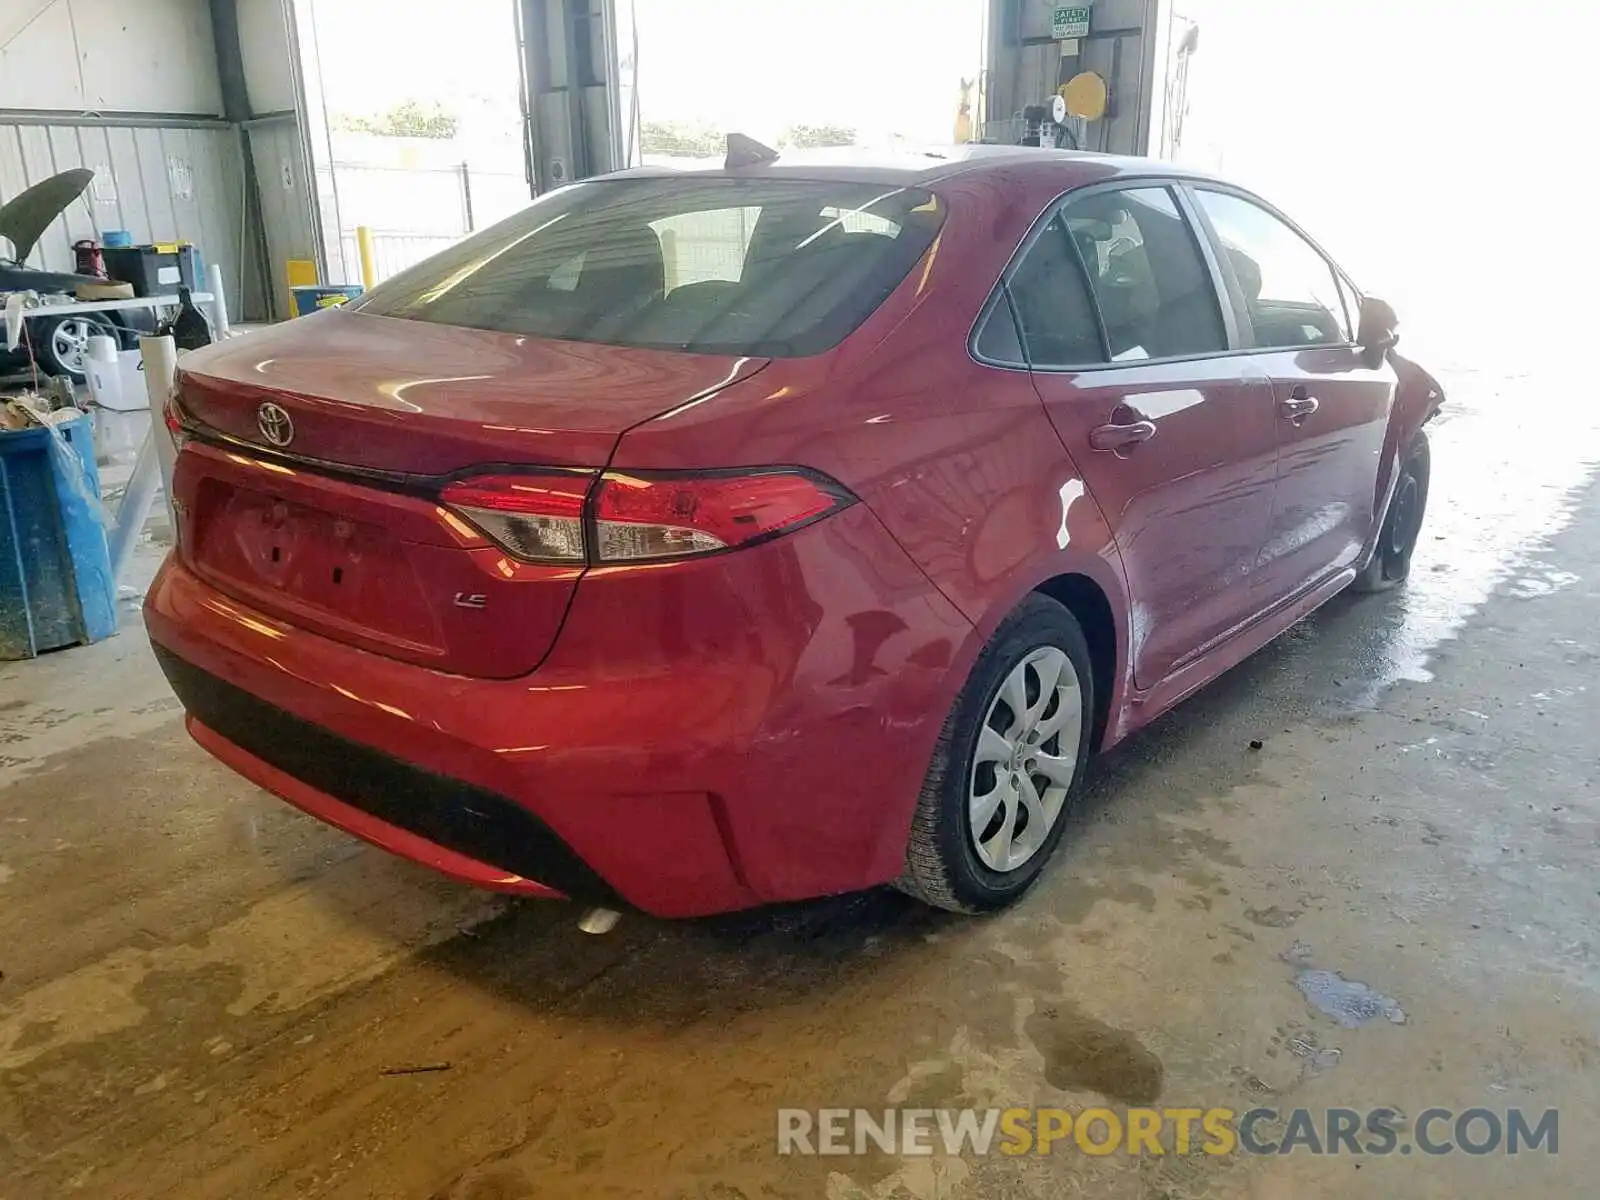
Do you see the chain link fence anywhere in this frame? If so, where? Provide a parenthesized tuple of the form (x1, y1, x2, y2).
(332, 162, 530, 284)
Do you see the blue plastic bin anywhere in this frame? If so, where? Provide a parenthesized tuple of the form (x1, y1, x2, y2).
(291, 285, 364, 317)
(0, 412, 117, 659)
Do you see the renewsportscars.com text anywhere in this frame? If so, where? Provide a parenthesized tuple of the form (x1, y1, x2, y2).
(776, 1106, 1558, 1158)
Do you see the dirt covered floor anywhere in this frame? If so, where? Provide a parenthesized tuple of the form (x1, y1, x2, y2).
(2, 360, 1597, 1199)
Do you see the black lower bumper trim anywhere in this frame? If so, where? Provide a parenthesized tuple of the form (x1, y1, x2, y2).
(151, 644, 620, 905)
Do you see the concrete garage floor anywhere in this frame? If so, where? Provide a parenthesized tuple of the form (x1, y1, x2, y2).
(2, 360, 1598, 1199)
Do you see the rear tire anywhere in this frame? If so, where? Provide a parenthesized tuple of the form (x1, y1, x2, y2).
(896, 594, 1094, 913)
(1354, 430, 1430, 593)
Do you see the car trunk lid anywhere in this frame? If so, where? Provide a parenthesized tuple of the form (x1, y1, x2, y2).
(176, 308, 768, 474)
(172, 310, 768, 677)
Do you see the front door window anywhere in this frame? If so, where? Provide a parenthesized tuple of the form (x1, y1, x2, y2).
(1191, 190, 1351, 348)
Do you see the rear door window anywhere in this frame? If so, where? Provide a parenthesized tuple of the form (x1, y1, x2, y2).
(977, 184, 1230, 369)
(1060, 186, 1227, 362)
(358, 179, 944, 358)
(1000, 213, 1105, 367)
(973, 293, 1027, 365)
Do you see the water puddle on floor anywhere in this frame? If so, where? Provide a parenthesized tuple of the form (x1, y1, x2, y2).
(1281, 940, 1407, 1030)
(1506, 563, 1581, 599)
(1329, 360, 1600, 704)
(1293, 969, 1408, 1030)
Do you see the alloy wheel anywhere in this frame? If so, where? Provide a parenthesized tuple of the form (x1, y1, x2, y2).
(968, 646, 1083, 872)
(49, 318, 99, 376)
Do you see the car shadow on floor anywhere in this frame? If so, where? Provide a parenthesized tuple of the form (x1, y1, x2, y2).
(386, 634, 1318, 1025)
(329, 585, 1418, 1030)
(405, 881, 963, 1027)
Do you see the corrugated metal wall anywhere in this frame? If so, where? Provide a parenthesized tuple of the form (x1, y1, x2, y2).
(0, 0, 222, 114)
(0, 118, 251, 319)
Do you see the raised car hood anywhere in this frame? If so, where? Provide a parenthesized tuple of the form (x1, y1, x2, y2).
(0, 168, 93, 263)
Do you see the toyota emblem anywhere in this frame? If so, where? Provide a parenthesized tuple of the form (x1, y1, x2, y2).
(257, 402, 294, 447)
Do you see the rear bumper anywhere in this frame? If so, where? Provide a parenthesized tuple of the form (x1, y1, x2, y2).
(155, 645, 600, 902)
(144, 502, 973, 917)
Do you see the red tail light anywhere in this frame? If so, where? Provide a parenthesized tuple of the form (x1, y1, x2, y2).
(594, 470, 850, 561)
(163, 391, 188, 443)
(439, 472, 592, 563)
(439, 469, 853, 564)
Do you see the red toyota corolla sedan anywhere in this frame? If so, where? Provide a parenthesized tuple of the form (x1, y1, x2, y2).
(146, 147, 1442, 917)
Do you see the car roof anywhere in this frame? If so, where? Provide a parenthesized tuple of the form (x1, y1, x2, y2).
(601, 144, 1224, 189)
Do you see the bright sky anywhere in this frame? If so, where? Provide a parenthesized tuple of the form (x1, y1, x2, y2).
(1176, 0, 1600, 360)
(307, 0, 1600, 362)
(304, 0, 983, 145)
(626, 0, 985, 144)
(305, 0, 522, 113)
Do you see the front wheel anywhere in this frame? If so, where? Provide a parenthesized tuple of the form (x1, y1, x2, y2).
(1354, 430, 1431, 593)
(896, 594, 1094, 913)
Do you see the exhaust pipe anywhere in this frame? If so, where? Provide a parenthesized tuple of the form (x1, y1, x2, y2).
(577, 907, 622, 935)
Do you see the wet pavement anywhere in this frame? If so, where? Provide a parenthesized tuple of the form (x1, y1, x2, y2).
(2, 357, 1598, 1198)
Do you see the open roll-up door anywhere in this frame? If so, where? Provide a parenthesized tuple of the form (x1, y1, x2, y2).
(516, 0, 624, 192)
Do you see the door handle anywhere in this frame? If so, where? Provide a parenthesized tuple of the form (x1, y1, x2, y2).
(1280, 391, 1319, 423)
(1089, 419, 1157, 452)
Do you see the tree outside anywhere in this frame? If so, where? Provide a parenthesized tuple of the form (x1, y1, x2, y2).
(333, 100, 461, 140)
(778, 124, 858, 149)
(639, 119, 726, 158)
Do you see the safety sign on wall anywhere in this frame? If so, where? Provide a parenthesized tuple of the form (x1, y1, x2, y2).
(1051, 5, 1092, 39)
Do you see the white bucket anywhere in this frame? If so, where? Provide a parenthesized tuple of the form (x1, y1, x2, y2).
(93, 407, 150, 463)
(84, 343, 149, 414)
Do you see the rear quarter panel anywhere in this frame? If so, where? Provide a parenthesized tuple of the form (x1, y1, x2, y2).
(611, 164, 1138, 824)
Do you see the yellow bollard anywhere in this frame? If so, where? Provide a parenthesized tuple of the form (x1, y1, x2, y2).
(356, 226, 377, 290)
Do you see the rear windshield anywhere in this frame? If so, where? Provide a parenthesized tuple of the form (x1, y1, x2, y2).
(355, 177, 944, 357)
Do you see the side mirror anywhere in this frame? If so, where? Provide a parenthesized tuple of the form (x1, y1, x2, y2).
(1357, 296, 1399, 368)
